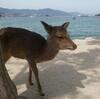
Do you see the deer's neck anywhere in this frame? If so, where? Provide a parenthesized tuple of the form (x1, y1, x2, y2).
(37, 37, 59, 62)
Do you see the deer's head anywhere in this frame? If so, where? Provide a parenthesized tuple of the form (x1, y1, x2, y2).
(41, 21, 77, 50)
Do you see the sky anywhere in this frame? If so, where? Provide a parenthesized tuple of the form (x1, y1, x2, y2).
(0, 0, 100, 14)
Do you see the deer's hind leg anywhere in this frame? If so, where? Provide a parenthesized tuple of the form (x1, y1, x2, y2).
(27, 58, 44, 96)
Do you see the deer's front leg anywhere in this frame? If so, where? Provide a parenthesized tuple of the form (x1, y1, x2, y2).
(29, 66, 34, 85)
(28, 59, 44, 96)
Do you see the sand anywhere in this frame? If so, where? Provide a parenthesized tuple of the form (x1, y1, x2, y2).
(6, 37, 100, 99)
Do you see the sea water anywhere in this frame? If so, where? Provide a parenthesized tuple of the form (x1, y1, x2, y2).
(0, 16, 100, 39)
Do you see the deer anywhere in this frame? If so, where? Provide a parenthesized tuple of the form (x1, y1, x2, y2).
(0, 21, 77, 96)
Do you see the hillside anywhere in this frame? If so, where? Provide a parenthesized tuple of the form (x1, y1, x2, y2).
(0, 7, 79, 17)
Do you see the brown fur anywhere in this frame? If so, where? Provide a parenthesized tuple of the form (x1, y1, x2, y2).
(0, 21, 77, 96)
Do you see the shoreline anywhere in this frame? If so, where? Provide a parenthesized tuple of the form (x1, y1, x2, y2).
(72, 36, 100, 40)
(6, 37, 100, 99)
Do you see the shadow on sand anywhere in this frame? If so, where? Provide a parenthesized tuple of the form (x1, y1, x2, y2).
(12, 56, 87, 99)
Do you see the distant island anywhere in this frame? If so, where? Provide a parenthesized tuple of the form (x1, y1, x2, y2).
(95, 14, 100, 16)
(0, 14, 2, 17)
(0, 7, 80, 17)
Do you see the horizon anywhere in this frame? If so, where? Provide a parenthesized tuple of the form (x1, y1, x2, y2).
(0, 0, 100, 15)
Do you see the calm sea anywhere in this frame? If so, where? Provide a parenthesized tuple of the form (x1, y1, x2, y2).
(0, 16, 100, 39)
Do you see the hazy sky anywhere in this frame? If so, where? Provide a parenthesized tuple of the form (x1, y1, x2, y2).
(0, 0, 100, 14)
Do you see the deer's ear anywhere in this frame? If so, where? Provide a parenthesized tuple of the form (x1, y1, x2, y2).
(41, 21, 53, 34)
(62, 22, 70, 29)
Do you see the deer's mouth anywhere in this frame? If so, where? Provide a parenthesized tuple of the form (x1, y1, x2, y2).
(67, 45, 77, 50)
(67, 47, 76, 50)
(62, 45, 77, 50)
(59, 44, 77, 50)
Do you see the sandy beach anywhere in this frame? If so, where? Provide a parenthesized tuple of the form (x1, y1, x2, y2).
(6, 37, 100, 99)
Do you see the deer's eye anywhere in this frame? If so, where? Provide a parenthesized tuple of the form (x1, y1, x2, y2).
(58, 36, 63, 39)
(57, 36, 63, 39)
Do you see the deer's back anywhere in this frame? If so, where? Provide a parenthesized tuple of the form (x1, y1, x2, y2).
(0, 27, 46, 59)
